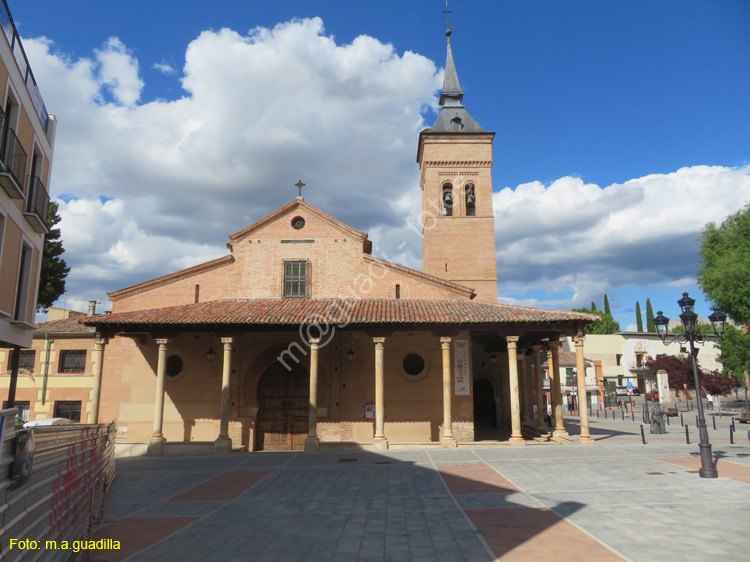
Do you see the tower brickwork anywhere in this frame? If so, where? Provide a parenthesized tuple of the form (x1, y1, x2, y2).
(417, 31, 498, 302)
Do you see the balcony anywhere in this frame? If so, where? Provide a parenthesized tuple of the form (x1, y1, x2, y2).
(23, 175, 49, 233)
(0, 127, 27, 199)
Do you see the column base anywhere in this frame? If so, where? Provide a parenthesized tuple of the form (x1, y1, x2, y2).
(553, 429, 570, 438)
(440, 436, 457, 448)
(147, 437, 165, 456)
(579, 436, 595, 444)
(304, 437, 320, 451)
(509, 436, 526, 446)
(214, 436, 232, 454)
(372, 437, 389, 450)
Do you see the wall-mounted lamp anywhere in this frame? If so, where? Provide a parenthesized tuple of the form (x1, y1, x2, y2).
(347, 334, 355, 361)
(481, 361, 487, 369)
(206, 334, 216, 361)
(490, 353, 497, 364)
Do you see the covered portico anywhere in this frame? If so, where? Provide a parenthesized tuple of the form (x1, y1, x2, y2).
(84, 298, 596, 454)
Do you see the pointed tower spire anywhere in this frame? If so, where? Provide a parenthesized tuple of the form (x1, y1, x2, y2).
(440, 30, 464, 107)
(426, 28, 488, 134)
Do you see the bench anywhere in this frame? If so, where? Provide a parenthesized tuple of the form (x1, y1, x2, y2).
(665, 408, 679, 417)
(737, 413, 750, 424)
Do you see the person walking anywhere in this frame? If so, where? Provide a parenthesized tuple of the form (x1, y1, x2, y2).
(707, 393, 714, 411)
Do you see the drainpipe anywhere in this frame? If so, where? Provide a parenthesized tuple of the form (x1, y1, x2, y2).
(41, 332, 51, 405)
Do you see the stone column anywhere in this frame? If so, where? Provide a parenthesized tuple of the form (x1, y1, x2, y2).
(214, 336, 234, 454)
(88, 335, 109, 424)
(148, 338, 170, 456)
(305, 337, 321, 451)
(440, 337, 457, 447)
(575, 334, 594, 443)
(373, 337, 388, 450)
(549, 340, 568, 437)
(506, 336, 525, 445)
(533, 345, 546, 432)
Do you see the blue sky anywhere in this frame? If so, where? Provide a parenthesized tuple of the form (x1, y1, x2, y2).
(11, 0, 750, 329)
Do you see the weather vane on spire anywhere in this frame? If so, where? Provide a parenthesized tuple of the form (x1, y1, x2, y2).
(295, 179, 306, 198)
(443, 0, 453, 36)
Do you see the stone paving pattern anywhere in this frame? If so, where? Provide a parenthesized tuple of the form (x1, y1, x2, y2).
(91, 412, 750, 561)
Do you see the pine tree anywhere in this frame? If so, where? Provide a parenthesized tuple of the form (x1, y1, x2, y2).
(635, 301, 643, 332)
(604, 294, 611, 316)
(37, 201, 70, 311)
(646, 298, 656, 333)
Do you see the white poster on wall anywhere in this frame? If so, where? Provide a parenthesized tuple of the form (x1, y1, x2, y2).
(454, 340, 471, 395)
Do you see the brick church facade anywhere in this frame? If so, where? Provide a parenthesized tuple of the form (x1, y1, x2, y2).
(3, 32, 596, 454)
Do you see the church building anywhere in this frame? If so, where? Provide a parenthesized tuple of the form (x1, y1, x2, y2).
(5, 31, 596, 454)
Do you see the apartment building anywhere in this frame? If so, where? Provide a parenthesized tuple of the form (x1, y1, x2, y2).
(0, 1, 57, 378)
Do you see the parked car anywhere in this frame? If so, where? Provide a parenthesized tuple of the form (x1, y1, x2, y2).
(616, 386, 640, 396)
(23, 418, 75, 428)
(631, 388, 641, 396)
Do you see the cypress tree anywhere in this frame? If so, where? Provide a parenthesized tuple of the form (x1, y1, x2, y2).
(604, 294, 611, 316)
(635, 301, 643, 332)
(646, 298, 656, 332)
(37, 201, 70, 311)
(591, 301, 597, 312)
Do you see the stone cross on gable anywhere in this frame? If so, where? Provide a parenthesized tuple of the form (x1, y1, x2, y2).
(295, 180, 306, 198)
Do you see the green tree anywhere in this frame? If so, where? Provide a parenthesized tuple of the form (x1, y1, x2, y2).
(604, 294, 611, 316)
(698, 202, 750, 325)
(571, 307, 621, 334)
(37, 201, 70, 312)
(717, 325, 750, 385)
(635, 301, 643, 332)
(591, 301, 597, 312)
(646, 298, 656, 332)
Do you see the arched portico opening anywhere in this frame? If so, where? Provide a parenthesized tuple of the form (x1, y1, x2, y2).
(255, 360, 309, 451)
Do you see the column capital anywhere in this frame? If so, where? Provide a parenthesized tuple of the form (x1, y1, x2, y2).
(220, 336, 234, 346)
(373, 337, 386, 346)
(531, 344, 542, 352)
(506, 335, 520, 348)
(574, 334, 586, 347)
(155, 338, 170, 347)
(94, 336, 109, 347)
(308, 337, 321, 349)
(440, 336, 452, 348)
(546, 338, 560, 350)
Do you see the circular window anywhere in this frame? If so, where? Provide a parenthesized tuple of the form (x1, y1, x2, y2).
(166, 355, 184, 378)
(402, 353, 425, 376)
(291, 216, 306, 230)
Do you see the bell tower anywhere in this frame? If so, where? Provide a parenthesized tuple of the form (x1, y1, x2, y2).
(417, 29, 497, 302)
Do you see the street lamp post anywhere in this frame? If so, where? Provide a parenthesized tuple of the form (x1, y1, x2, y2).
(653, 293, 726, 479)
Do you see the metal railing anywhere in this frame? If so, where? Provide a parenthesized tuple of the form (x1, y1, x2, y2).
(0, 0, 50, 132)
(25, 174, 50, 226)
(1, 126, 27, 187)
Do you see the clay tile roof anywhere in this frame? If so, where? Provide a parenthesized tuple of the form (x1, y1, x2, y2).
(542, 351, 593, 367)
(34, 317, 96, 334)
(82, 299, 598, 329)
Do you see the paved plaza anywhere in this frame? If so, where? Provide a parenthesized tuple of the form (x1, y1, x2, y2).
(92, 411, 750, 561)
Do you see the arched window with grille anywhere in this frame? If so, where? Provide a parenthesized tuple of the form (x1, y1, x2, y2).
(465, 182, 476, 216)
(442, 183, 453, 216)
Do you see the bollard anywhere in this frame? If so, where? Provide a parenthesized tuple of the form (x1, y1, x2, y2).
(631, 411, 635, 422)
(666, 415, 670, 426)
(680, 413, 684, 426)
(696, 415, 699, 429)
(640, 424, 646, 445)
(712, 417, 716, 431)
(730, 426, 734, 445)
(597, 409, 600, 418)
(732, 417, 736, 431)
(622, 410, 625, 421)
(685, 425, 690, 444)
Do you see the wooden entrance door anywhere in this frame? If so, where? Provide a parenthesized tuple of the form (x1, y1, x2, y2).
(256, 361, 309, 451)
